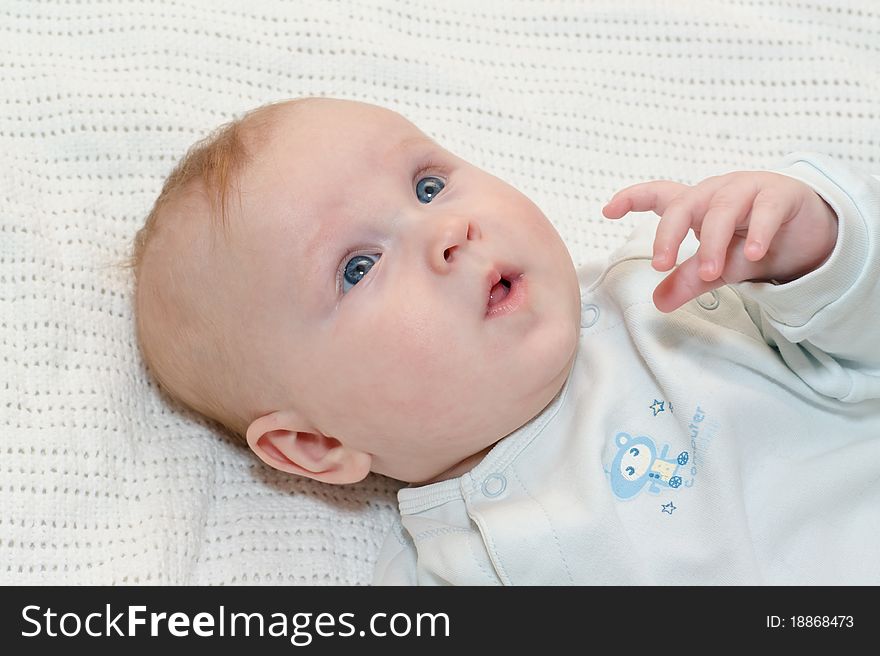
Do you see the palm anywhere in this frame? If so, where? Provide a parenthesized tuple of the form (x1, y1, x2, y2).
(698, 201, 833, 285)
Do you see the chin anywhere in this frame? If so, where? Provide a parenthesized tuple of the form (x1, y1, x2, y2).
(512, 316, 578, 406)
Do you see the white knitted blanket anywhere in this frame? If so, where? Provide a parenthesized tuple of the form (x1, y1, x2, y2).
(2, 0, 877, 585)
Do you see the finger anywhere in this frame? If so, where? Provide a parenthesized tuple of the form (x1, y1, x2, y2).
(742, 187, 798, 261)
(651, 175, 731, 272)
(652, 254, 723, 313)
(651, 195, 695, 271)
(694, 181, 755, 281)
(602, 181, 689, 219)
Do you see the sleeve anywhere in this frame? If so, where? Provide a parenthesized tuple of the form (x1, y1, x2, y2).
(371, 519, 418, 585)
(732, 152, 880, 403)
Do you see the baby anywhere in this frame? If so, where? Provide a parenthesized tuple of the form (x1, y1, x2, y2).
(132, 97, 880, 585)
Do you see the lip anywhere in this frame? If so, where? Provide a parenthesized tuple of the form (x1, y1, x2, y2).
(485, 269, 527, 319)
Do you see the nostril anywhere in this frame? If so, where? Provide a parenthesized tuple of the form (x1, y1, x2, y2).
(444, 246, 456, 262)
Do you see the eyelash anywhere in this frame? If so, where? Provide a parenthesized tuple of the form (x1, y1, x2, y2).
(335, 159, 449, 295)
(413, 158, 448, 186)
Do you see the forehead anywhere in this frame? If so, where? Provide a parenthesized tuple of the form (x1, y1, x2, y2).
(260, 99, 427, 179)
(241, 99, 431, 219)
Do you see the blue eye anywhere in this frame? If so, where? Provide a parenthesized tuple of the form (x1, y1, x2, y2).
(415, 176, 445, 203)
(629, 447, 640, 456)
(625, 466, 636, 476)
(341, 253, 380, 293)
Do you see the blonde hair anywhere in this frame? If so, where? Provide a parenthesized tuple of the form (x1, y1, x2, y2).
(125, 99, 299, 437)
(126, 100, 289, 270)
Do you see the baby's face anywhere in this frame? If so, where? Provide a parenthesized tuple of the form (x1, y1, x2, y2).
(226, 99, 581, 483)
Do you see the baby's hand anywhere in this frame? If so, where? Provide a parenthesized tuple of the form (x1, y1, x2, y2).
(602, 171, 839, 312)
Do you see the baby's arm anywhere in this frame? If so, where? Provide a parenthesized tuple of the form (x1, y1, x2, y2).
(604, 152, 880, 402)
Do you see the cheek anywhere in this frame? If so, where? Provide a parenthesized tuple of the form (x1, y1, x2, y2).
(333, 301, 470, 409)
(522, 205, 570, 258)
(373, 303, 461, 376)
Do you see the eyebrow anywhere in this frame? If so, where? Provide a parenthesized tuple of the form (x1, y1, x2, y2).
(386, 134, 436, 159)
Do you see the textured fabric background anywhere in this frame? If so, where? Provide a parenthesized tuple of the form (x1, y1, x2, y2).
(1, 0, 878, 585)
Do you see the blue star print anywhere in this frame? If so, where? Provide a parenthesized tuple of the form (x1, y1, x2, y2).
(650, 399, 665, 416)
(661, 502, 676, 515)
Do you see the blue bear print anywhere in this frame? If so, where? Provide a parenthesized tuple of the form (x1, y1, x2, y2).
(608, 432, 689, 500)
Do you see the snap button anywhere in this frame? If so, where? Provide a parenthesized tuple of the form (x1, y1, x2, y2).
(696, 290, 719, 310)
(481, 473, 507, 498)
(581, 303, 600, 328)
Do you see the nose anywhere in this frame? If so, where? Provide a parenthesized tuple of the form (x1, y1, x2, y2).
(423, 214, 482, 274)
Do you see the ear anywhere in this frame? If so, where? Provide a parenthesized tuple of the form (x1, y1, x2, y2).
(246, 410, 372, 485)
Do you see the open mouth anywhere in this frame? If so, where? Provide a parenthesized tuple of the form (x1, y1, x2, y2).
(486, 271, 526, 319)
(488, 277, 512, 306)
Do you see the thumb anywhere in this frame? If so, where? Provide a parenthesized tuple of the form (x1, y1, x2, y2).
(652, 254, 724, 313)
